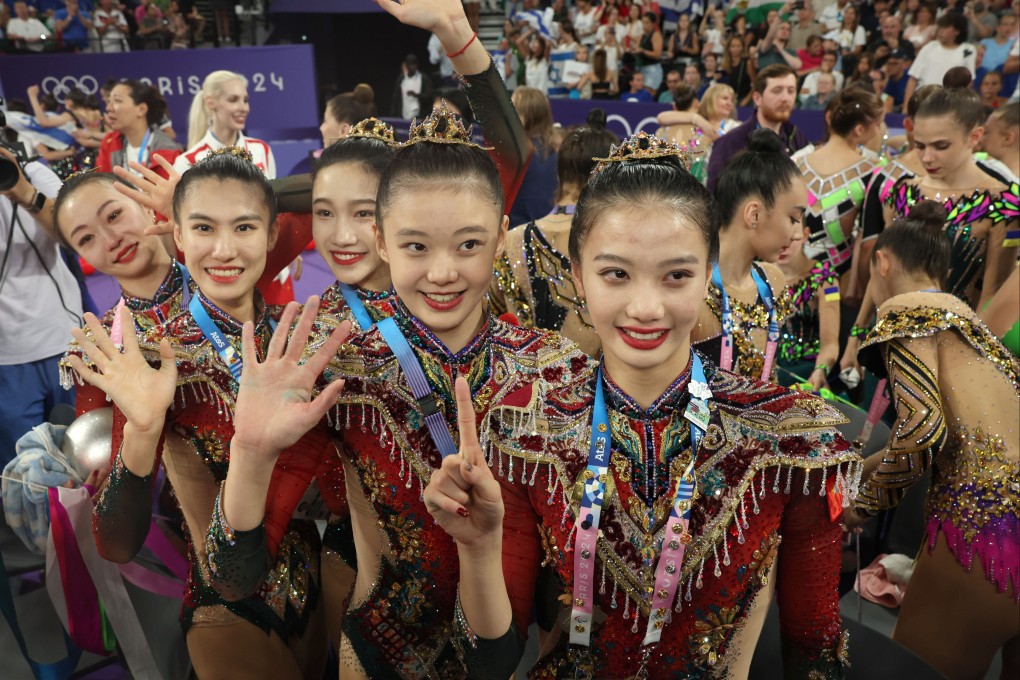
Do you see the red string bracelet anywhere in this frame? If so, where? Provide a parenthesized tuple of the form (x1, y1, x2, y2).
(446, 32, 477, 59)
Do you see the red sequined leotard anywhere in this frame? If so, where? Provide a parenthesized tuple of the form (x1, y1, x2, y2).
(474, 354, 861, 678)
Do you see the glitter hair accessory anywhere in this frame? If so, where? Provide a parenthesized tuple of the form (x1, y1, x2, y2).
(591, 131, 698, 176)
(344, 117, 398, 145)
(402, 100, 493, 150)
(204, 146, 255, 163)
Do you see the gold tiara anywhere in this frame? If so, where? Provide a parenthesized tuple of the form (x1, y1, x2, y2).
(205, 146, 254, 163)
(591, 132, 697, 175)
(402, 100, 492, 151)
(346, 117, 398, 145)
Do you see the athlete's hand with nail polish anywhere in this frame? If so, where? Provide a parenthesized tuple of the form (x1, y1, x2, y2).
(423, 377, 504, 551)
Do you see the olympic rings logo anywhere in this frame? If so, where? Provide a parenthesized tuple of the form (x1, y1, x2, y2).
(41, 75, 100, 102)
(606, 114, 661, 137)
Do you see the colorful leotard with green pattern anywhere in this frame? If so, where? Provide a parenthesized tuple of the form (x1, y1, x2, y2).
(779, 260, 840, 365)
(798, 155, 877, 276)
(887, 180, 1020, 303)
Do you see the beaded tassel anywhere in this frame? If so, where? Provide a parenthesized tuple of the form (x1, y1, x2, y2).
(819, 466, 828, 497)
(751, 479, 760, 515)
(529, 458, 539, 486)
(507, 455, 515, 483)
(773, 465, 782, 494)
(802, 467, 811, 495)
(630, 605, 640, 634)
(722, 535, 731, 566)
(685, 574, 693, 601)
(623, 590, 631, 619)
(713, 542, 722, 577)
(600, 559, 608, 594)
(785, 464, 794, 494)
(695, 559, 704, 589)
(611, 578, 619, 609)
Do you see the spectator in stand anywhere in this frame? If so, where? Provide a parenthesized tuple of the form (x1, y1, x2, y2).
(979, 70, 1007, 109)
(620, 69, 654, 102)
(136, 2, 170, 49)
(558, 21, 580, 51)
(699, 83, 741, 137)
(134, 0, 161, 25)
(183, 1, 205, 46)
(831, 4, 867, 67)
(427, 32, 455, 87)
(700, 9, 726, 56)
(701, 53, 727, 90)
(964, 1, 999, 44)
(755, 18, 803, 71)
(707, 64, 807, 192)
(903, 4, 936, 49)
(595, 15, 624, 73)
(666, 11, 700, 68)
(801, 50, 845, 97)
(595, 5, 626, 47)
(722, 34, 757, 105)
(167, 0, 192, 49)
(870, 67, 894, 112)
(94, 0, 128, 52)
(978, 12, 1019, 75)
(573, 0, 599, 48)
(587, 47, 619, 100)
(883, 49, 911, 109)
(869, 14, 916, 62)
(53, 0, 93, 51)
(684, 62, 704, 96)
(789, 2, 825, 51)
(800, 71, 837, 110)
(905, 12, 976, 103)
(846, 51, 876, 89)
(797, 34, 825, 75)
(522, 32, 551, 95)
(657, 68, 682, 103)
(624, 3, 644, 50)
(5, 1, 52, 52)
(819, 0, 850, 32)
(631, 11, 664, 91)
(95, 79, 180, 174)
(508, 85, 556, 227)
(210, 0, 232, 44)
(390, 53, 434, 119)
(731, 12, 754, 51)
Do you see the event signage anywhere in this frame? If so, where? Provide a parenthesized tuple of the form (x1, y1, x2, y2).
(0, 45, 318, 139)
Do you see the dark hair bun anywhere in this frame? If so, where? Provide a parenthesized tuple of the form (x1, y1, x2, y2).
(908, 200, 948, 231)
(586, 108, 607, 129)
(747, 128, 784, 154)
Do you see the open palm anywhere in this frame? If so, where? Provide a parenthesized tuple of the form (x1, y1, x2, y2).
(374, 0, 467, 33)
(231, 297, 350, 465)
(66, 307, 177, 434)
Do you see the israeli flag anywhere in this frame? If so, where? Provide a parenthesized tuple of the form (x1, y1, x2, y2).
(513, 9, 554, 38)
(547, 48, 575, 98)
(3, 111, 77, 150)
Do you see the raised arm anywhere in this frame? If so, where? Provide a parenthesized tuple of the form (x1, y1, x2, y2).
(851, 334, 945, 519)
(65, 308, 178, 562)
(207, 300, 349, 596)
(423, 378, 526, 677)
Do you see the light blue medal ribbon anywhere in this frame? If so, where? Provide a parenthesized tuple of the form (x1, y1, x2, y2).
(711, 263, 779, 381)
(375, 317, 459, 457)
(337, 283, 376, 330)
(188, 291, 276, 382)
(137, 128, 152, 166)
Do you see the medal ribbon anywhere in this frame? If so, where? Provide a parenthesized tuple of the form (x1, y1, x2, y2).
(569, 353, 709, 651)
(712, 263, 779, 381)
(338, 282, 376, 330)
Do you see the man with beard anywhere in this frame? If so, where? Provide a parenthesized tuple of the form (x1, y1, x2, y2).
(706, 64, 807, 192)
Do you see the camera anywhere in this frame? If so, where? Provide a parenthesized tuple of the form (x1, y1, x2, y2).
(0, 105, 35, 192)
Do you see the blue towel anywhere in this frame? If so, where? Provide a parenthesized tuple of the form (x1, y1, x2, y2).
(2, 424, 80, 555)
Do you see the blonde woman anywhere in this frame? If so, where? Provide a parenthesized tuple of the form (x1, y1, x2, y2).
(174, 71, 275, 178)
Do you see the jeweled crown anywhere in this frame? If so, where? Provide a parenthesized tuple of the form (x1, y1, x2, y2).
(402, 100, 492, 150)
(591, 132, 697, 175)
(346, 117, 398, 145)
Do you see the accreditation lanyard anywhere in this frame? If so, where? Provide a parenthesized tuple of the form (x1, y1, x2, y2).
(337, 282, 376, 330)
(712, 263, 779, 381)
(110, 262, 191, 345)
(569, 354, 710, 652)
(136, 128, 152, 166)
(188, 288, 275, 382)
(375, 316, 459, 457)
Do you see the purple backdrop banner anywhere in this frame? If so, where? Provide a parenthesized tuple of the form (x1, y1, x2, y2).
(548, 99, 906, 145)
(0, 45, 319, 141)
(268, 0, 382, 12)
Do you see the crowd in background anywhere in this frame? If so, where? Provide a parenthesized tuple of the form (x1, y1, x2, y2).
(0, 0, 249, 51)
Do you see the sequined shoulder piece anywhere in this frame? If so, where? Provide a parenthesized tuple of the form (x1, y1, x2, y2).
(990, 181, 1019, 225)
(861, 295, 1020, 386)
(886, 177, 919, 216)
(708, 367, 849, 435)
(311, 282, 398, 342)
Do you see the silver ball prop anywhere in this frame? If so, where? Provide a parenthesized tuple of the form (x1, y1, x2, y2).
(60, 407, 114, 480)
